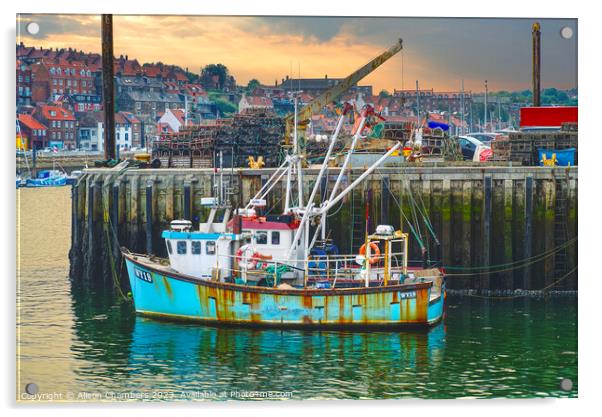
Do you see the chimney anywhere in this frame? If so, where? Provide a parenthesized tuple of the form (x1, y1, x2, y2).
(532, 22, 541, 107)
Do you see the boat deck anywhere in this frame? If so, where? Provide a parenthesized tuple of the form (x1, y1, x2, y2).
(127, 252, 444, 300)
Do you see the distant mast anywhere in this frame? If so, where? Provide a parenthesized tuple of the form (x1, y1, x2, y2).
(484, 80, 488, 132)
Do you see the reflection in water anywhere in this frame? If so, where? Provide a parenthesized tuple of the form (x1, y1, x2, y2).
(17, 187, 578, 401)
(125, 319, 446, 399)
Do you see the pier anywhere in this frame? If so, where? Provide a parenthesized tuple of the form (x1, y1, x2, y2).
(69, 164, 577, 293)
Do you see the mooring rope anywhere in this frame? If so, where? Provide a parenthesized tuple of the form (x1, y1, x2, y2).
(442, 237, 577, 272)
(444, 237, 577, 277)
(102, 189, 128, 300)
(454, 266, 578, 299)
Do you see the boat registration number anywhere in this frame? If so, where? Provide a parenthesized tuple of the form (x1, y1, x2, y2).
(134, 268, 153, 283)
(400, 291, 416, 299)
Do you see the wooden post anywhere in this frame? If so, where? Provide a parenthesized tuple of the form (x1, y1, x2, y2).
(441, 178, 451, 278)
(502, 179, 514, 289)
(184, 182, 191, 220)
(145, 181, 153, 255)
(101, 14, 115, 161)
(532, 22, 541, 107)
(483, 176, 492, 291)
(524, 176, 533, 289)
(461, 181, 472, 289)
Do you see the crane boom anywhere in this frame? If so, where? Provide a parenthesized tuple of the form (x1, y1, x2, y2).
(284, 38, 403, 144)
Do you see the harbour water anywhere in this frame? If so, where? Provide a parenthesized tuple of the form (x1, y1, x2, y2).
(17, 187, 577, 400)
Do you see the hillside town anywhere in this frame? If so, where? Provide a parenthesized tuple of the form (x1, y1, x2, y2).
(16, 42, 576, 152)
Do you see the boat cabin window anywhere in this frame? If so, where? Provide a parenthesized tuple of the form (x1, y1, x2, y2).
(177, 241, 187, 255)
(166, 240, 173, 254)
(256, 231, 268, 245)
(206, 241, 216, 255)
(271, 231, 280, 245)
(191, 241, 202, 255)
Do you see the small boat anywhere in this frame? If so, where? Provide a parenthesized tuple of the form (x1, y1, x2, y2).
(66, 170, 83, 185)
(16, 175, 26, 188)
(25, 169, 67, 187)
(123, 101, 445, 329)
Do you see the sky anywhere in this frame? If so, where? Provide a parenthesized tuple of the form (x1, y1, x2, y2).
(16, 14, 577, 93)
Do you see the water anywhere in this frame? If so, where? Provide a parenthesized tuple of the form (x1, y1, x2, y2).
(16, 187, 578, 401)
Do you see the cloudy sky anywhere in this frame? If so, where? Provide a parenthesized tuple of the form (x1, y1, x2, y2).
(16, 14, 577, 93)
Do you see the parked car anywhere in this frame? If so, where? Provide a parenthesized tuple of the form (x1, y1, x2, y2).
(466, 132, 497, 145)
(457, 136, 485, 160)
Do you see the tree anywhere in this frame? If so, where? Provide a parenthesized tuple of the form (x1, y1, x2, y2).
(379, 89, 391, 98)
(246, 79, 260, 93)
(201, 64, 229, 90)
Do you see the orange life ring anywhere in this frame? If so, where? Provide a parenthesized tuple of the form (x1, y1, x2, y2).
(236, 245, 273, 270)
(236, 245, 258, 269)
(359, 242, 381, 265)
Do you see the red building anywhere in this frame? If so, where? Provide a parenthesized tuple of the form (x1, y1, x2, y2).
(18, 113, 47, 150)
(30, 59, 95, 103)
(34, 104, 77, 149)
(16, 60, 32, 106)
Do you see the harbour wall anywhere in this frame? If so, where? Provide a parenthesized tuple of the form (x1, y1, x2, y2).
(68, 165, 577, 292)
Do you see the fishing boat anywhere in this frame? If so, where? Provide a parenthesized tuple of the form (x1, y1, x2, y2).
(122, 101, 445, 329)
(25, 169, 67, 187)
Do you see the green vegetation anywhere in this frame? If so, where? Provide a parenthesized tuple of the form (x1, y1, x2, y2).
(201, 64, 230, 90)
(489, 88, 577, 106)
(379, 89, 391, 98)
(246, 79, 260, 93)
(207, 90, 237, 116)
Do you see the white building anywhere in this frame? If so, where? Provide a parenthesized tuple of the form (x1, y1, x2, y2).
(238, 93, 273, 113)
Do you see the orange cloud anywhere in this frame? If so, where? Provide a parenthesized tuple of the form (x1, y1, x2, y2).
(17, 15, 577, 93)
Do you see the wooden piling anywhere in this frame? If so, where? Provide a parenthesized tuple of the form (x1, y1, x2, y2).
(69, 166, 578, 292)
(524, 176, 534, 289)
(145, 181, 153, 255)
(483, 176, 492, 291)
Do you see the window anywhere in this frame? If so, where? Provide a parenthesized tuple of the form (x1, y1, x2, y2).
(191, 241, 201, 255)
(256, 232, 268, 245)
(206, 241, 216, 255)
(177, 241, 187, 254)
(125, 132, 129, 142)
(271, 231, 280, 245)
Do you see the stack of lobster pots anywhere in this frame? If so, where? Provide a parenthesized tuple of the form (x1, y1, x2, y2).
(491, 123, 578, 165)
(152, 109, 285, 168)
(214, 109, 284, 168)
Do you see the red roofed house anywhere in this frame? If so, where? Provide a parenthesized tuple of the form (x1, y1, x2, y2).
(34, 104, 77, 149)
(157, 108, 187, 134)
(30, 59, 95, 103)
(18, 113, 47, 150)
(238, 94, 274, 113)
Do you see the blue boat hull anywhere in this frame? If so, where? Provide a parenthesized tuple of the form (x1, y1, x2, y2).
(123, 252, 445, 329)
(26, 177, 67, 187)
